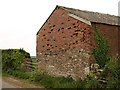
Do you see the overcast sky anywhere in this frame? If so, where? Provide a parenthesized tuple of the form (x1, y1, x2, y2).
(0, 0, 119, 56)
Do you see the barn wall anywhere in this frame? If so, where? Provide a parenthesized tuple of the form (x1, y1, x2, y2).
(92, 23, 119, 58)
(36, 7, 95, 80)
(37, 7, 94, 52)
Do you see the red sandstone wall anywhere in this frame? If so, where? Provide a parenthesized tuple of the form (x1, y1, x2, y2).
(36, 7, 93, 54)
(36, 7, 94, 80)
(92, 23, 119, 58)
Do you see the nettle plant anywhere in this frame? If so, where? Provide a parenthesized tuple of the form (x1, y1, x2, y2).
(92, 28, 110, 68)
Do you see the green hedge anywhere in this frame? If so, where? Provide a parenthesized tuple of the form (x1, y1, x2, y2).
(2, 48, 30, 72)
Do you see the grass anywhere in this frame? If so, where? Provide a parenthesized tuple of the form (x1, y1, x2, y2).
(2, 57, 120, 89)
(29, 71, 83, 88)
(3, 70, 84, 88)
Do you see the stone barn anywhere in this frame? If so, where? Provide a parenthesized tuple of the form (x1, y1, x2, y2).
(36, 5, 119, 80)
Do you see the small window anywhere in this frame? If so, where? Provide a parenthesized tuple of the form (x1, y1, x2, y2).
(74, 26, 77, 28)
(81, 29, 84, 32)
(76, 33, 78, 36)
(68, 27, 71, 29)
(73, 23, 75, 25)
(47, 49, 50, 51)
(47, 44, 49, 46)
(48, 31, 51, 33)
(73, 33, 78, 36)
(76, 41, 78, 44)
(58, 29, 60, 32)
(51, 29, 53, 31)
(75, 30, 80, 32)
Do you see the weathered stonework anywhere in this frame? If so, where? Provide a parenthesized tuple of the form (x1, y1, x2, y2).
(36, 6, 119, 80)
(37, 48, 94, 80)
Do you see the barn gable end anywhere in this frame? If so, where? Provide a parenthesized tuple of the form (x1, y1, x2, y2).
(36, 5, 119, 80)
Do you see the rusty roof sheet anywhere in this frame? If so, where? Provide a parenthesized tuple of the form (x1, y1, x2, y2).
(59, 6, 120, 26)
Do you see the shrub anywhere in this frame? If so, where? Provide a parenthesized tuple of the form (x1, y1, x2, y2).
(2, 48, 30, 72)
(101, 58, 120, 88)
(92, 28, 110, 68)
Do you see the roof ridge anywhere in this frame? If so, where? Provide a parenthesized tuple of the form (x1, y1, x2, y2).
(57, 5, 119, 18)
(57, 5, 119, 26)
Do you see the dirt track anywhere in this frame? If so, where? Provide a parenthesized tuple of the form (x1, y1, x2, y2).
(2, 76, 43, 88)
(2, 80, 19, 88)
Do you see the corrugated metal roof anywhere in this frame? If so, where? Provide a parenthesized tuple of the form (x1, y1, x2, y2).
(59, 6, 120, 26)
